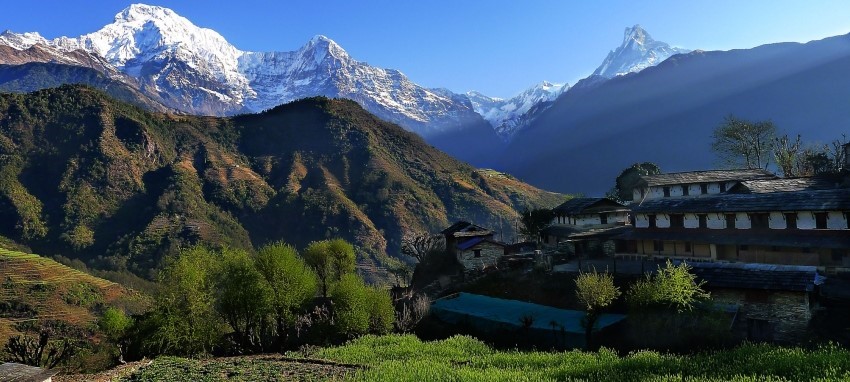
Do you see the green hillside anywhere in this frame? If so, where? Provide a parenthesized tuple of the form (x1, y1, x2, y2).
(0, 85, 562, 279)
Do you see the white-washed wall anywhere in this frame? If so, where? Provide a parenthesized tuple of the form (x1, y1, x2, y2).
(828, 211, 847, 229)
(684, 213, 700, 228)
(656, 214, 670, 228)
(797, 212, 816, 230)
(635, 214, 649, 228)
(769, 212, 786, 229)
(707, 213, 726, 229)
(735, 213, 752, 229)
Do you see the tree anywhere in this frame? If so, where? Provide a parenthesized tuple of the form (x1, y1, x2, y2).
(574, 268, 620, 349)
(711, 115, 777, 169)
(607, 162, 661, 202)
(329, 274, 370, 338)
(303, 239, 357, 298)
(519, 208, 554, 243)
(99, 307, 133, 364)
(401, 231, 445, 263)
(774, 134, 804, 177)
(627, 260, 709, 312)
(255, 242, 318, 350)
(213, 248, 271, 353)
(366, 286, 395, 335)
(4, 323, 76, 368)
(146, 246, 223, 356)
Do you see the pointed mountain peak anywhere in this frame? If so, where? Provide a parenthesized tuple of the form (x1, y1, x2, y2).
(301, 34, 349, 61)
(592, 25, 690, 78)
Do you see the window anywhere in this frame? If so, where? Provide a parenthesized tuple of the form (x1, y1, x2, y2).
(670, 214, 685, 228)
(684, 242, 692, 252)
(785, 213, 797, 229)
(473, 249, 482, 258)
(653, 240, 664, 252)
(648, 214, 657, 228)
(698, 214, 707, 228)
(725, 214, 736, 229)
(720, 183, 727, 192)
(750, 213, 769, 229)
(600, 213, 608, 224)
(815, 213, 828, 229)
(682, 186, 689, 196)
(700, 184, 708, 194)
(663, 187, 671, 197)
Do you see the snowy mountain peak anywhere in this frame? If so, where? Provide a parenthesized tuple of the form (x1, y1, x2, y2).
(301, 34, 349, 61)
(115, 3, 179, 23)
(592, 25, 690, 78)
(467, 81, 568, 141)
(0, 30, 47, 50)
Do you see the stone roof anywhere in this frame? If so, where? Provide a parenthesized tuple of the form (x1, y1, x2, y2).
(688, 262, 820, 292)
(631, 189, 850, 214)
(441, 221, 492, 237)
(639, 169, 777, 187)
(553, 197, 628, 214)
(730, 176, 844, 194)
(543, 224, 632, 240)
(456, 237, 506, 251)
(0, 363, 59, 382)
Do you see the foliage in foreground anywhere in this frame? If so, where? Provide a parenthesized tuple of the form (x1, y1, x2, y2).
(315, 334, 850, 382)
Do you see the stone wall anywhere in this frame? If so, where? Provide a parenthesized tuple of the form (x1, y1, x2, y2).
(711, 289, 812, 343)
(458, 242, 504, 271)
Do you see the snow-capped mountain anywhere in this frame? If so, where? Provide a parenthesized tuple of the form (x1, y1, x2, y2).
(465, 81, 568, 141)
(592, 25, 690, 78)
(0, 4, 487, 138)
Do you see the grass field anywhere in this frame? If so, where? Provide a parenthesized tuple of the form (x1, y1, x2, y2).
(108, 334, 850, 381)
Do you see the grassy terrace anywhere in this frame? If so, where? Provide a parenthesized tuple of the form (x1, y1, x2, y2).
(118, 334, 850, 381)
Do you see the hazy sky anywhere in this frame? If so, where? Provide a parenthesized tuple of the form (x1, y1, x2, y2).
(2, 1, 849, 98)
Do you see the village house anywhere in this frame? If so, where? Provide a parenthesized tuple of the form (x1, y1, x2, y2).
(621, 174, 850, 269)
(542, 197, 632, 257)
(441, 221, 505, 271)
(689, 262, 822, 343)
(632, 169, 777, 202)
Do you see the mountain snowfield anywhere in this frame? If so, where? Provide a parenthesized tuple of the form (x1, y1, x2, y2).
(0, 4, 687, 148)
(593, 25, 690, 78)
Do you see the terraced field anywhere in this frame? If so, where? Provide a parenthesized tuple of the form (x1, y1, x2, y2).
(0, 247, 145, 341)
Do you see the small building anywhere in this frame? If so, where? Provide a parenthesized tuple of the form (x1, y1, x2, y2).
(689, 262, 822, 343)
(0, 363, 59, 382)
(543, 197, 632, 257)
(441, 221, 494, 257)
(455, 236, 506, 271)
(632, 169, 777, 201)
(431, 293, 626, 349)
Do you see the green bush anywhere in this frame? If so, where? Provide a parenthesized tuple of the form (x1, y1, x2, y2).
(330, 274, 370, 338)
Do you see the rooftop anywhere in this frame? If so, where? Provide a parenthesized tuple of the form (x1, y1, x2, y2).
(441, 221, 493, 237)
(553, 197, 628, 215)
(456, 237, 505, 251)
(0, 363, 59, 382)
(730, 176, 844, 194)
(631, 188, 850, 214)
(688, 262, 821, 292)
(640, 169, 777, 187)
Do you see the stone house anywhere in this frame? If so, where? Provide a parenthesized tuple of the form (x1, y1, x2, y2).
(455, 236, 507, 271)
(441, 221, 494, 257)
(689, 262, 822, 343)
(632, 169, 777, 202)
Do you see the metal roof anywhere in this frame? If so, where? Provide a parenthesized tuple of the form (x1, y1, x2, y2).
(639, 169, 777, 187)
(631, 189, 850, 214)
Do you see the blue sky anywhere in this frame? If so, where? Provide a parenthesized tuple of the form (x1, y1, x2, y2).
(2, 1, 849, 98)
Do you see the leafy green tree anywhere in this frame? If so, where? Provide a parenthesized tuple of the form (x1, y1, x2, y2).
(627, 260, 710, 312)
(146, 246, 223, 356)
(255, 242, 318, 349)
(99, 307, 133, 363)
(607, 162, 661, 202)
(213, 248, 270, 352)
(519, 208, 554, 243)
(330, 274, 370, 338)
(304, 239, 357, 297)
(574, 268, 620, 350)
(711, 115, 777, 169)
(366, 286, 395, 335)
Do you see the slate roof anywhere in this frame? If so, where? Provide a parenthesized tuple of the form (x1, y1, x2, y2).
(688, 262, 820, 292)
(0, 363, 59, 382)
(441, 221, 492, 237)
(543, 225, 632, 240)
(553, 197, 628, 214)
(456, 237, 506, 251)
(631, 189, 850, 214)
(617, 229, 850, 249)
(639, 169, 777, 187)
(730, 176, 843, 194)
